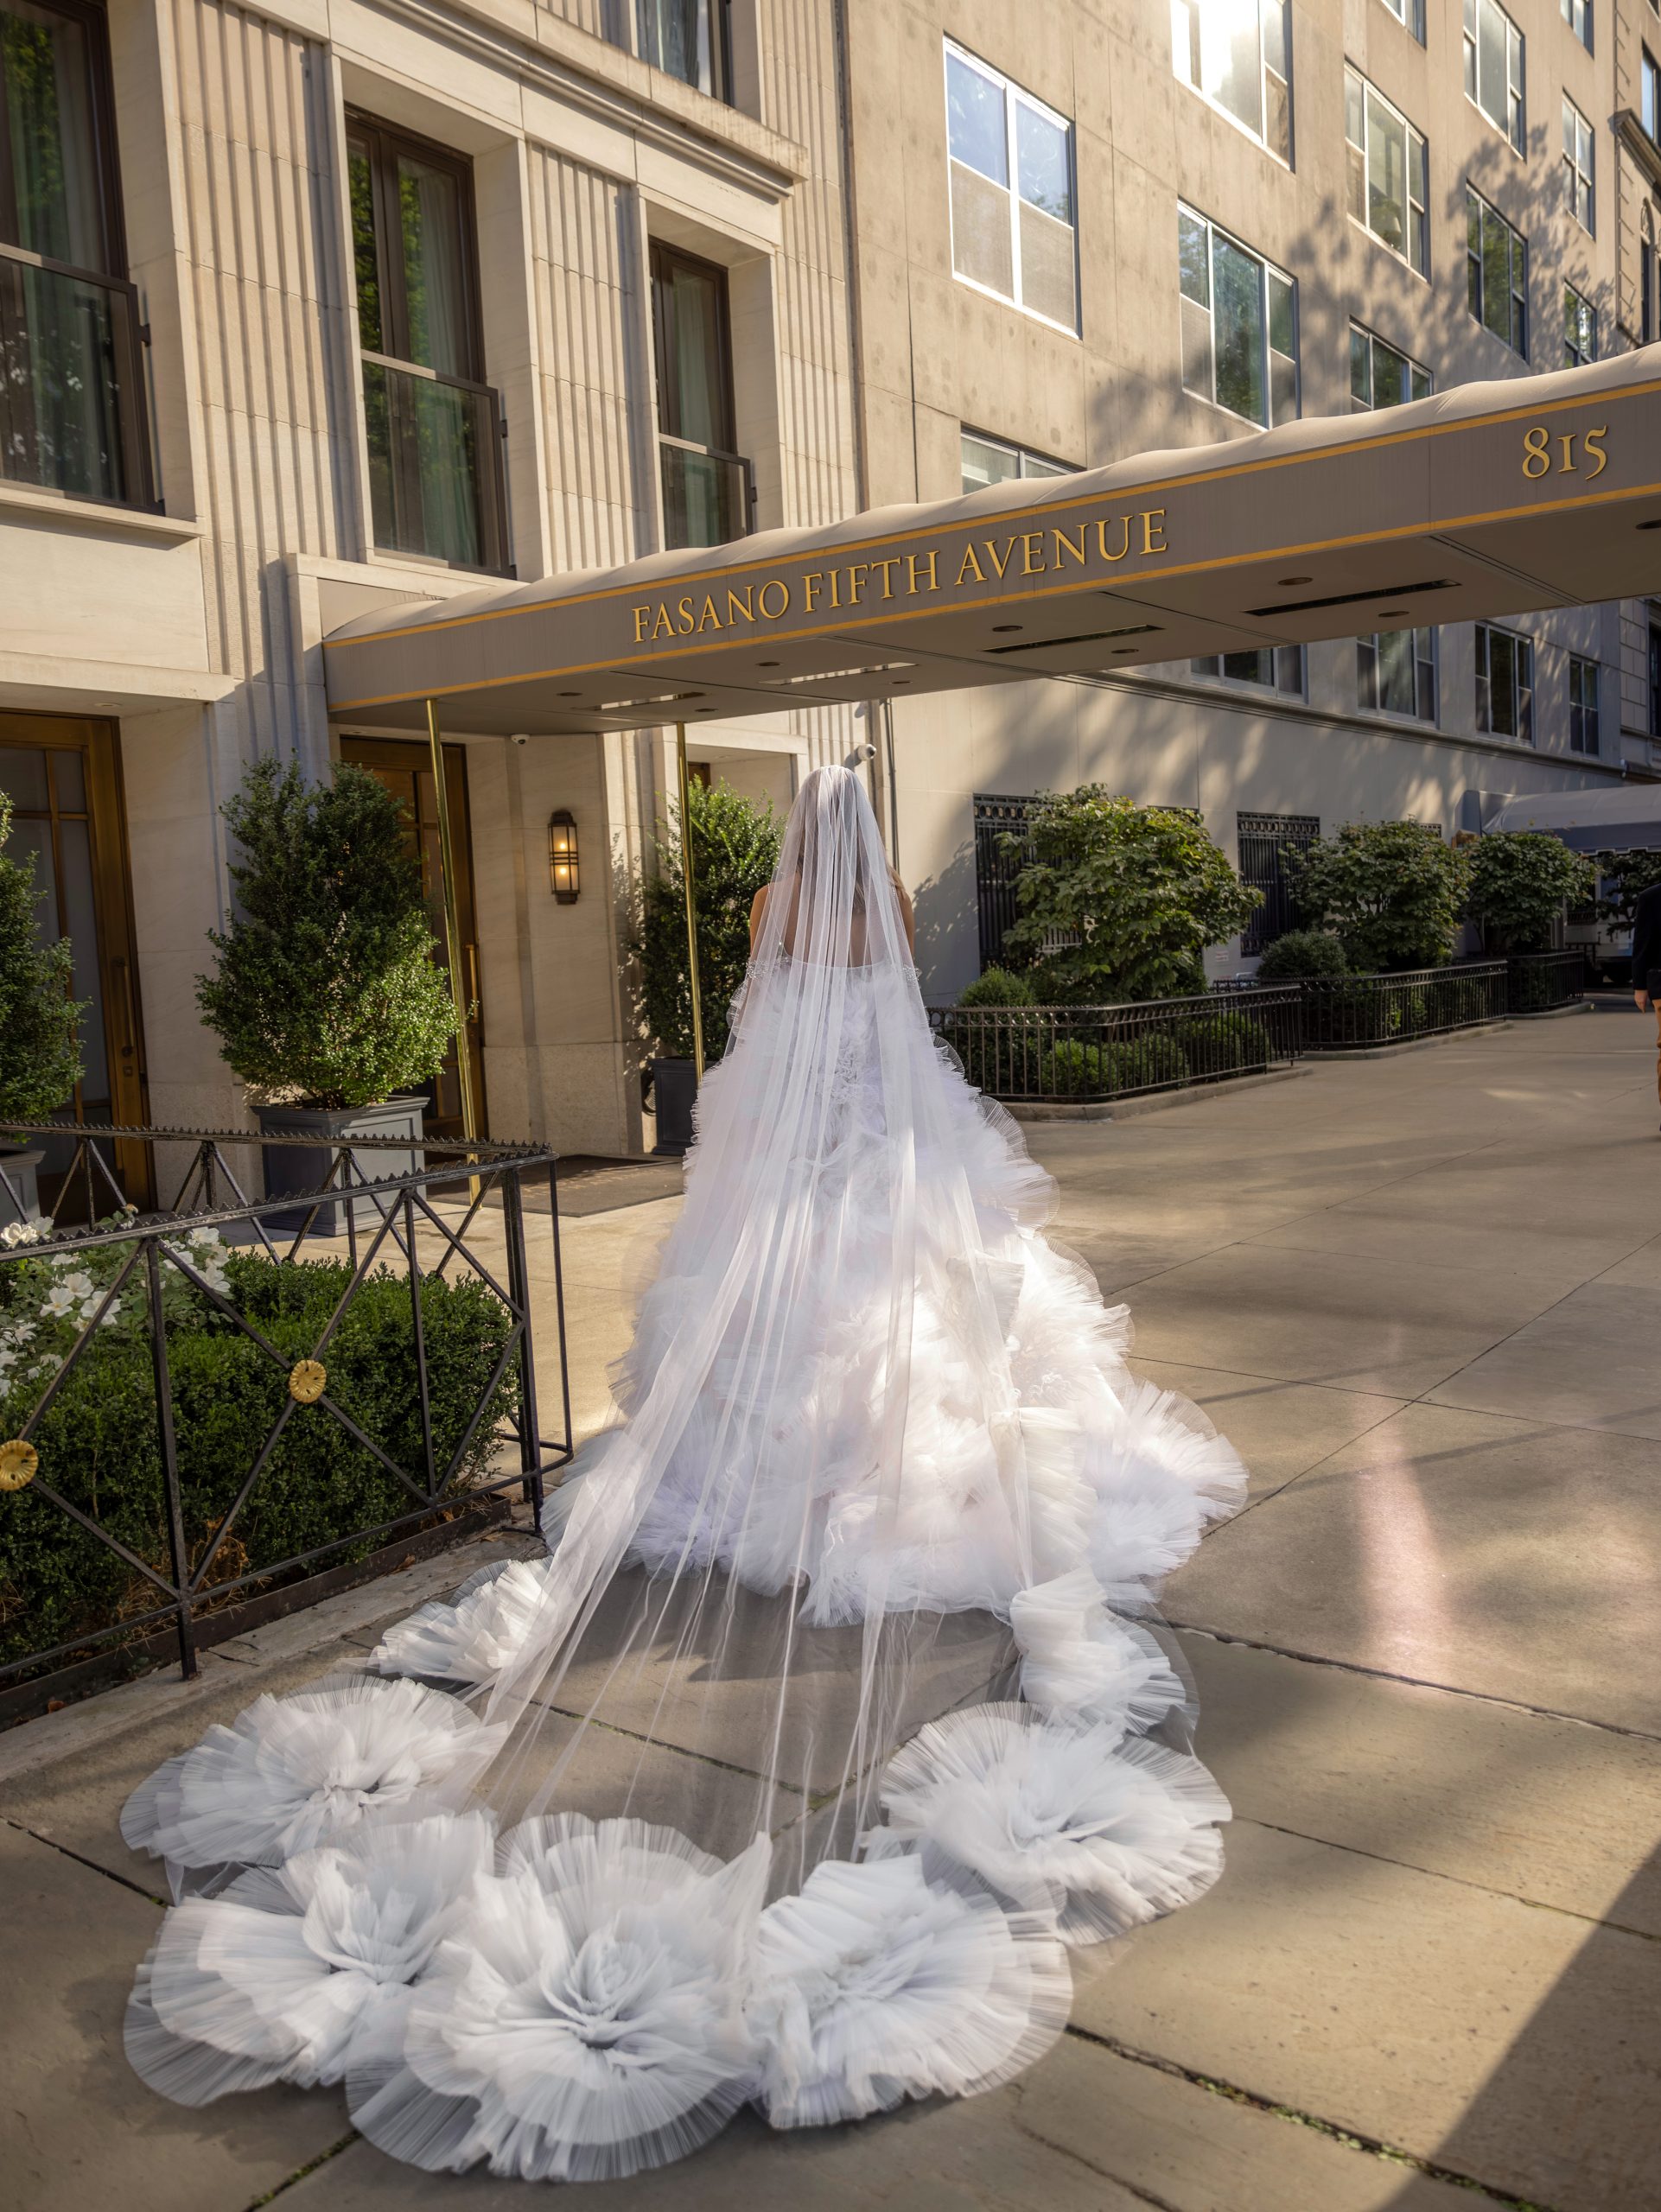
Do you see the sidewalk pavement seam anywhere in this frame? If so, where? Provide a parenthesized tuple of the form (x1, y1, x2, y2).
(242, 2131, 357, 2209)
(1056, 2024, 1564, 2212)
(1231, 1814, 1661, 1944)
(1170, 1623, 1661, 1745)
(4, 1816, 165, 1909)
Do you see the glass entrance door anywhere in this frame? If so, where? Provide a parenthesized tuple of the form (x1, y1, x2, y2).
(339, 736, 486, 1139)
(0, 713, 149, 1208)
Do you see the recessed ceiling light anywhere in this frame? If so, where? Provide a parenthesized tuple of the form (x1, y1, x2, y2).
(1377, 607, 1409, 619)
(1639, 519, 1661, 531)
(758, 659, 780, 667)
(1111, 646, 1138, 656)
(1278, 575, 1313, 585)
(557, 690, 581, 697)
(991, 623, 1022, 632)
(893, 678, 910, 686)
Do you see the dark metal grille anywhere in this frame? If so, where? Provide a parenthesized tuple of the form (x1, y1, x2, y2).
(932, 987, 1303, 1103)
(1237, 812, 1320, 955)
(973, 793, 1037, 969)
(1300, 963, 1507, 1047)
(0, 1126, 572, 1688)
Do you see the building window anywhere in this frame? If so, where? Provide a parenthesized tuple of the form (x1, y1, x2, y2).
(961, 429, 1072, 493)
(649, 240, 751, 550)
(1643, 50, 1660, 144)
(1178, 206, 1297, 429)
(1191, 646, 1305, 696)
(0, 0, 150, 506)
(1345, 68, 1428, 274)
(1562, 99, 1594, 232)
(945, 43, 1078, 333)
(1568, 654, 1600, 754)
(1467, 187, 1527, 355)
(1562, 0, 1591, 53)
(1171, 0, 1292, 164)
(347, 114, 507, 574)
(1237, 812, 1320, 955)
(1564, 283, 1597, 366)
(1645, 208, 1658, 343)
(1350, 324, 1431, 410)
(1474, 622, 1534, 742)
(1380, 0, 1427, 43)
(636, 0, 731, 101)
(1651, 624, 1661, 739)
(1359, 629, 1438, 721)
(1463, 0, 1524, 152)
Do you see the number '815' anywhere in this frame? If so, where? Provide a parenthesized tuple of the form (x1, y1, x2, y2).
(1522, 425, 1607, 478)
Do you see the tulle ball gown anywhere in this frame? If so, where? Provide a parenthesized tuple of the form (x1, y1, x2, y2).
(120, 765, 1246, 2181)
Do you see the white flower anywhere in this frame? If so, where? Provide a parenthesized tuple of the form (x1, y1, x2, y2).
(349, 1815, 770, 2183)
(748, 1853, 1070, 2128)
(371, 1555, 562, 1688)
(870, 1701, 1231, 1947)
(44, 1284, 76, 1317)
(121, 1673, 510, 1888)
(60, 1269, 93, 1297)
(126, 1813, 496, 2103)
(0, 1217, 42, 1248)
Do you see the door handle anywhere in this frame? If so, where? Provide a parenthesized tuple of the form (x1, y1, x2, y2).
(111, 956, 139, 1061)
(466, 943, 480, 1018)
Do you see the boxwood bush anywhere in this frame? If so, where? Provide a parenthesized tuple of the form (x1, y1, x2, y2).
(0, 1238, 518, 1670)
(1179, 1011, 1272, 1073)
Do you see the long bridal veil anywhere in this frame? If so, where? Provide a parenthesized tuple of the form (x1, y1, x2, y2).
(122, 765, 1247, 2181)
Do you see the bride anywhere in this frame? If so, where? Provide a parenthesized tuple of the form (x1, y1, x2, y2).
(120, 765, 1245, 2179)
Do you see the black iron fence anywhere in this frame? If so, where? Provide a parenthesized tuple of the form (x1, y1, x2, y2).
(0, 1126, 571, 1692)
(932, 987, 1304, 1104)
(1504, 950, 1586, 1014)
(1298, 962, 1508, 1049)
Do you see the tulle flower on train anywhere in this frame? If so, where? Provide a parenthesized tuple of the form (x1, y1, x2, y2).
(371, 1554, 563, 1687)
(120, 1674, 510, 1893)
(748, 1853, 1071, 2128)
(125, 1813, 496, 2101)
(347, 1815, 772, 2183)
(1010, 1567, 1189, 1737)
(869, 1701, 1230, 1944)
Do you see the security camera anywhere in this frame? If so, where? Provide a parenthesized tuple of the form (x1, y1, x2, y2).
(510, 732, 529, 747)
(845, 741, 878, 767)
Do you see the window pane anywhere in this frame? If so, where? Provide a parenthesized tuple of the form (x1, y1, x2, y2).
(1411, 365, 1430, 400)
(1178, 208, 1210, 304)
(1478, 1, 1507, 130)
(0, 0, 106, 270)
(1200, 0, 1265, 139)
(347, 140, 383, 355)
(946, 51, 1008, 185)
(1371, 340, 1405, 408)
(1350, 325, 1371, 406)
(1212, 234, 1265, 423)
(0, 743, 49, 810)
(659, 256, 732, 449)
(1181, 293, 1213, 397)
(1267, 270, 1294, 357)
(397, 153, 469, 378)
(1020, 199, 1077, 326)
(1367, 92, 1407, 255)
(0, 254, 131, 500)
(362, 357, 488, 569)
(951, 160, 1014, 297)
(1015, 100, 1070, 220)
(962, 433, 1019, 493)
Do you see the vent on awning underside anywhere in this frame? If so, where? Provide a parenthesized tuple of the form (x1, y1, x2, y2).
(987, 624, 1164, 655)
(1243, 578, 1457, 618)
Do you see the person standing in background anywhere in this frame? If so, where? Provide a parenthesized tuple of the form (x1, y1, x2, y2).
(1632, 877, 1661, 1126)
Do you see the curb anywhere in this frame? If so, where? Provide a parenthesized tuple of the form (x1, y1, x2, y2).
(1005, 1065, 1312, 1122)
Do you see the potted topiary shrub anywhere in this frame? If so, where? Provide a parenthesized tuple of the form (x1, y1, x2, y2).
(196, 760, 459, 1230)
(0, 791, 86, 1228)
(632, 779, 780, 1158)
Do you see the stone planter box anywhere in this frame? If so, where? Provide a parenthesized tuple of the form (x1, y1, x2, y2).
(255, 1096, 425, 1236)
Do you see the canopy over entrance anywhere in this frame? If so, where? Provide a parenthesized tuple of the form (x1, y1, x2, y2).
(323, 353, 1661, 736)
(1484, 784, 1661, 849)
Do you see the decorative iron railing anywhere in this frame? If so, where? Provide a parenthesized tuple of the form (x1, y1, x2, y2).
(659, 432, 754, 548)
(931, 987, 1304, 1104)
(0, 247, 152, 508)
(361, 351, 511, 575)
(1298, 962, 1509, 1048)
(1504, 950, 1586, 1014)
(0, 1126, 570, 1691)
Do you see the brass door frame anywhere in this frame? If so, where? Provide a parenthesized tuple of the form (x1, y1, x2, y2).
(339, 734, 487, 1137)
(0, 711, 151, 1205)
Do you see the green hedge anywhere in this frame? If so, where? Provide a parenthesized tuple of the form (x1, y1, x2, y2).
(1178, 1011, 1272, 1073)
(0, 1244, 518, 1669)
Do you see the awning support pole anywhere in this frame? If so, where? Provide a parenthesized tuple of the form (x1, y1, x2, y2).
(423, 697, 482, 1191)
(676, 721, 705, 1079)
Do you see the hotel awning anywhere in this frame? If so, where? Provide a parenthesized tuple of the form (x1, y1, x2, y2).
(1483, 784, 1661, 849)
(324, 353, 1661, 737)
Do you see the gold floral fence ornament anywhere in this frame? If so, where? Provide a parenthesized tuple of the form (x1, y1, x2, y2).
(288, 1359, 328, 1405)
(0, 1439, 39, 1491)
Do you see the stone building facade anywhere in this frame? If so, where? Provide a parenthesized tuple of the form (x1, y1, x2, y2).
(1, 0, 1658, 1167)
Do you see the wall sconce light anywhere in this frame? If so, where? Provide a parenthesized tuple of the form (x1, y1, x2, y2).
(548, 810, 580, 903)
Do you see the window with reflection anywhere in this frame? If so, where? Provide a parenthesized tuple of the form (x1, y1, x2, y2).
(1475, 622, 1534, 742)
(637, 0, 731, 103)
(1350, 322, 1431, 410)
(960, 429, 1072, 493)
(1179, 203, 1297, 429)
(1358, 628, 1437, 721)
(650, 238, 751, 550)
(1172, 0, 1292, 163)
(1467, 186, 1527, 356)
(347, 113, 507, 573)
(1564, 282, 1596, 366)
(0, 0, 149, 504)
(945, 42, 1078, 334)
(1345, 67, 1428, 274)
(1464, 0, 1524, 152)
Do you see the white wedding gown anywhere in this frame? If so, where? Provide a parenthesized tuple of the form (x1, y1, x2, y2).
(120, 766, 1245, 2181)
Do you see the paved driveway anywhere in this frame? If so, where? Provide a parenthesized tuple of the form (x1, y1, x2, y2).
(4, 1007, 1659, 2210)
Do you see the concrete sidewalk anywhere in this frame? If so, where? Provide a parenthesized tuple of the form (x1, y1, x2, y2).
(5, 1009, 1661, 2211)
